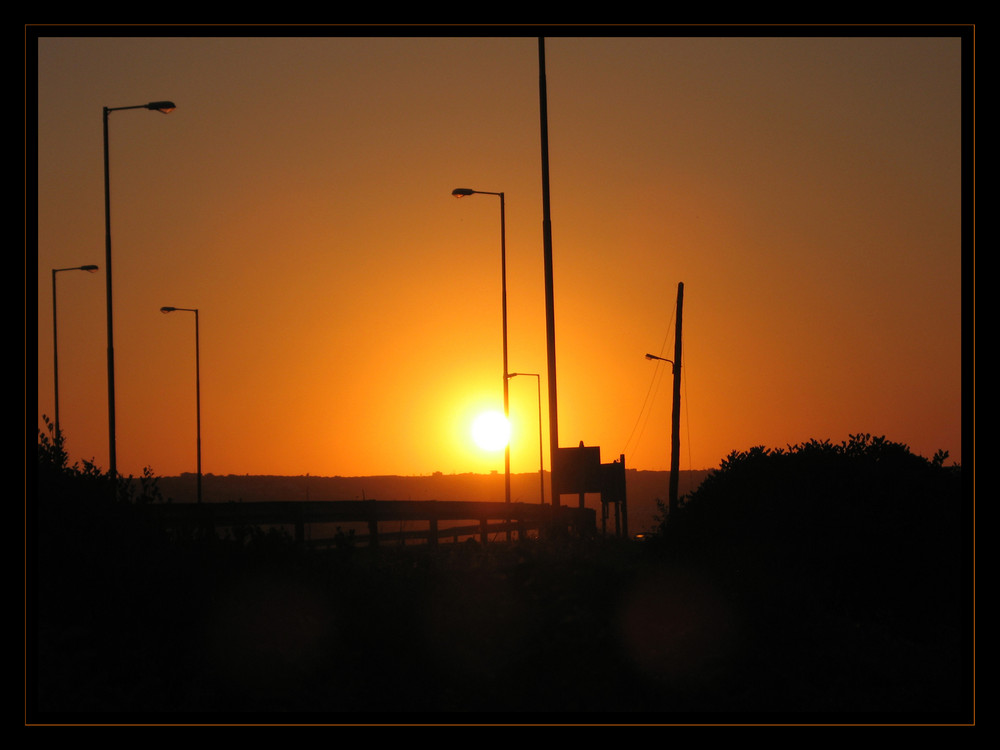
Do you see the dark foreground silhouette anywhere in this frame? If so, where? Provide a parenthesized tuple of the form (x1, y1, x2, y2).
(29, 429, 970, 722)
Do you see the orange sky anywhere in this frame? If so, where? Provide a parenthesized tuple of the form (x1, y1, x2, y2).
(31, 30, 968, 483)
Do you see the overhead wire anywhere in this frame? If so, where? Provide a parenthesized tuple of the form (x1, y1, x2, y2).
(621, 305, 676, 460)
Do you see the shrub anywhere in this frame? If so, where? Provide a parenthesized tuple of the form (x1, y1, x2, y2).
(655, 434, 964, 632)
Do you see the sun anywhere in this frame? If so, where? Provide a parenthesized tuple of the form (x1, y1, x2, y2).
(471, 410, 510, 451)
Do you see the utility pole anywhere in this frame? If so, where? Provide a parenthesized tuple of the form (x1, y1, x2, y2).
(538, 37, 560, 508)
(668, 282, 684, 516)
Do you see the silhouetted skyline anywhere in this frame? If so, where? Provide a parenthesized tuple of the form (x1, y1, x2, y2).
(32, 27, 966, 480)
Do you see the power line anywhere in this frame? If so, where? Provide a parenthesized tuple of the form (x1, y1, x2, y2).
(622, 306, 676, 459)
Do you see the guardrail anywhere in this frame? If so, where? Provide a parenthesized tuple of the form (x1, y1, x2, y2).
(148, 499, 596, 546)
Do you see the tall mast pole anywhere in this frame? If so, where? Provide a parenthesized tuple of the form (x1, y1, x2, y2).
(539, 37, 560, 508)
(668, 282, 684, 516)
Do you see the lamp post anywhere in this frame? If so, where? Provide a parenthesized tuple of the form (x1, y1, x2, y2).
(647, 281, 684, 516)
(51, 264, 99, 438)
(508, 372, 545, 505)
(103, 100, 176, 479)
(646, 350, 681, 516)
(161, 306, 201, 504)
(452, 187, 512, 518)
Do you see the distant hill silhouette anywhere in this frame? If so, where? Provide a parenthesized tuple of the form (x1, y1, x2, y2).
(155, 469, 712, 536)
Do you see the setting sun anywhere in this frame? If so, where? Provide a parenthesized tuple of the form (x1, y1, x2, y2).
(471, 410, 510, 452)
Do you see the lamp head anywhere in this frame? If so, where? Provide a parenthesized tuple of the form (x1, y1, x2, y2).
(81, 265, 99, 273)
(160, 306, 177, 314)
(147, 101, 177, 114)
(451, 188, 475, 197)
(645, 353, 674, 364)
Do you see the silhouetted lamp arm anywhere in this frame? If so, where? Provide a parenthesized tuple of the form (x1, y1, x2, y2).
(106, 101, 177, 115)
(645, 352, 675, 370)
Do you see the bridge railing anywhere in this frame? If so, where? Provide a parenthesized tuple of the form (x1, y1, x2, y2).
(149, 499, 596, 546)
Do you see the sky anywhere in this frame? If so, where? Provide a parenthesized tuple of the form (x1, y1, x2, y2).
(31, 27, 968, 484)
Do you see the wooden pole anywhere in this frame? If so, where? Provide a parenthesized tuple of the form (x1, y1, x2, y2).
(668, 282, 684, 516)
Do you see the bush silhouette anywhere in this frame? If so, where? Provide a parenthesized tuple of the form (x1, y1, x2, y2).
(657, 434, 963, 636)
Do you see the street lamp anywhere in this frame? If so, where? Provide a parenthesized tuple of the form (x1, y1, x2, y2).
(452, 187, 512, 518)
(508, 372, 545, 505)
(644, 353, 674, 366)
(103, 100, 176, 479)
(51, 264, 99, 438)
(645, 352, 681, 516)
(161, 306, 201, 504)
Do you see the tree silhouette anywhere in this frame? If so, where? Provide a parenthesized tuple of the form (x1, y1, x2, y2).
(658, 434, 964, 636)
